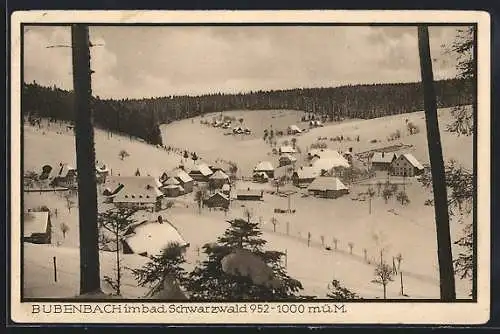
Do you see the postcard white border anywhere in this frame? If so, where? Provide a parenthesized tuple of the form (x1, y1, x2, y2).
(10, 10, 491, 325)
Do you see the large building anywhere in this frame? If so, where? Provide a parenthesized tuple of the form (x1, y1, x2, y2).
(188, 163, 213, 182)
(307, 177, 349, 199)
(106, 176, 163, 211)
(370, 152, 398, 171)
(390, 153, 425, 177)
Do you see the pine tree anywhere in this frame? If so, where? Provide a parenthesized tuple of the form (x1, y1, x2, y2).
(132, 242, 188, 299)
(326, 279, 359, 300)
(185, 218, 303, 300)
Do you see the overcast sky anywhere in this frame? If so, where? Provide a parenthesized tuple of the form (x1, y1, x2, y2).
(23, 25, 466, 99)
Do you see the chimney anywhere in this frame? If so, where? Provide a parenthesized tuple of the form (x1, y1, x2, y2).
(158, 215, 163, 224)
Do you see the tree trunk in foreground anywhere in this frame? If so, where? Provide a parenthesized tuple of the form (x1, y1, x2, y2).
(72, 24, 101, 295)
(417, 25, 456, 301)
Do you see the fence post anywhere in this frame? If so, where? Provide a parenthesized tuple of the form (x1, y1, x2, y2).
(53, 256, 57, 282)
(400, 271, 404, 296)
(363, 248, 367, 262)
(320, 235, 324, 246)
(284, 249, 288, 269)
(307, 232, 311, 247)
(286, 221, 290, 235)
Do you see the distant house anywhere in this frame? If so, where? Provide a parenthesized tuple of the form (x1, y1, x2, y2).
(310, 155, 350, 176)
(106, 176, 163, 212)
(253, 161, 274, 179)
(292, 166, 319, 187)
(161, 168, 194, 193)
(253, 171, 269, 183)
(161, 177, 184, 197)
(279, 154, 297, 167)
(208, 162, 228, 174)
(208, 170, 230, 189)
(236, 188, 264, 201)
(370, 152, 398, 171)
(23, 211, 51, 244)
(96, 163, 110, 184)
(287, 125, 302, 135)
(390, 153, 424, 177)
(50, 163, 77, 188)
(279, 145, 297, 155)
(122, 215, 189, 257)
(309, 120, 324, 127)
(204, 192, 230, 209)
(307, 177, 349, 199)
(188, 163, 213, 182)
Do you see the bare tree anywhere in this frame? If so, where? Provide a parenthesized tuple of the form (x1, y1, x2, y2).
(367, 187, 376, 214)
(371, 262, 394, 299)
(60, 222, 70, 239)
(118, 149, 130, 161)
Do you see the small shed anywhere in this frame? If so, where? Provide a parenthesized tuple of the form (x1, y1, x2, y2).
(279, 145, 297, 155)
(236, 188, 264, 201)
(307, 177, 349, 199)
(204, 192, 230, 209)
(287, 125, 302, 135)
(24, 211, 51, 244)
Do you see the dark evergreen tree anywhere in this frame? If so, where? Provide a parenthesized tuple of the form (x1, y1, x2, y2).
(185, 218, 303, 300)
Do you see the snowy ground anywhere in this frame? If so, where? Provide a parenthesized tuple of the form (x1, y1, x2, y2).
(21, 107, 474, 299)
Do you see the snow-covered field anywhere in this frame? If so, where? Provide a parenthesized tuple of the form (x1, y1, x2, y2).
(21, 107, 474, 299)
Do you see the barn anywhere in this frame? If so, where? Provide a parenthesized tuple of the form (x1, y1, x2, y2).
(307, 177, 349, 199)
(287, 124, 302, 135)
(279, 145, 297, 155)
(236, 188, 264, 201)
(161, 168, 194, 193)
(188, 163, 213, 182)
(292, 166, 319, 187)
(49, 163, 77, 188)
(253, 161, 274, 179)
(24, 211, 51, 244)
(390, 153, 425, 177)
(204, 192, 230, 209)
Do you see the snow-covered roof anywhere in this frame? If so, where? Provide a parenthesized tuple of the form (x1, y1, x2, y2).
(96, 163, 110, 173)
(163, 177, 180, 186)
(294, 166, 319, 180)
(279, 153, 297, 162)
(164, 184, 184, 192)
(288, 125, 302, 132)
(123, 219, 188, 257)
(209, 170, 230, 180)
(107, 176, 163, 203)
(308, 177, 348, 192)
(401, 153, 425, 170)
(371, 152, 397, 164)
(254, 161, 274, 172)
(207, 192, 230, 201)
(279, 145, 297, 154)
(24, 211, 49, 237)
(237, 189, 263, 197)
(165, 168, 193, 183)
(189, 163, 213, 176)
(311, 156, 350, 174)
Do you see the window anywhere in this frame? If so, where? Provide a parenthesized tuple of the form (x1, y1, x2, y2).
(125, 195, 128, 198)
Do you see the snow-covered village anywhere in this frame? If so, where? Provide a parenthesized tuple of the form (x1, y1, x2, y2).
(20, 24, 476, 302)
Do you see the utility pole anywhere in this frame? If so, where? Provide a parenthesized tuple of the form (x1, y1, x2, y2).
(72, 24, 102, 295)
(417, 25, 456, 301)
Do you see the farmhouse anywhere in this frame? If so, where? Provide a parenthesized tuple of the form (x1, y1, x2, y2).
(188, 163, 213, 182)
(278, 153, 297, 167)
(122, 215, 189, 257)
(24, 211, 51, 244)
(287, 125, 302, 135)
(236, 188, 264, 201)
(208, 170, 230, 189)
(161, 168, 194, 193)
(370, 152, 398, 171)
(253, 161, 274, 178)
(390, 153, 425, 177)
(50, 163, 77, 188)
(307, 177, 349, 199)
(308, 149, 349, 163)
(161, 177, 184, 197)
(310, 156, 350, 176)
(106, 176, 163, 211)
(204, 192, 230, 209)
(292, 166, 319, 187)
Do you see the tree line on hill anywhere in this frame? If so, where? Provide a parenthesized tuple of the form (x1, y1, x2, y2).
(22, 78, 472, 145)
